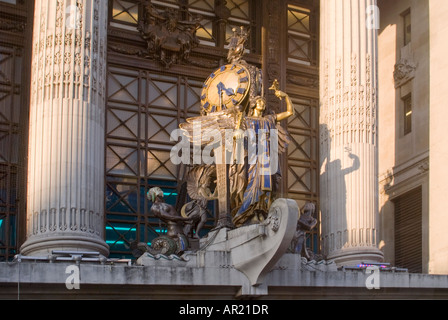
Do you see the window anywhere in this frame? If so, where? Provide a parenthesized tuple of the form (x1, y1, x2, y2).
(225, 0, 252, 45)
(393, 187, 422, 273)
(403, 94, 412, 135)
(110, 0, 140, 31)
(106, 66, 216, 258)
(286, 97, 319, 253)
(187, 0, 255, 48)
(287, 3, 316, 66)
(112, 0, 139, 24)
(284, 1, 320, 254)
(187, 0, 217, 46)
(403, 9, 411, 46)
(0, 0, 31, 262)
(0, 45, 23, 261)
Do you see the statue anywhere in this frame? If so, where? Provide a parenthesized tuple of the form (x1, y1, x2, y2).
(131, 187, 192, 257)
(139, 26, 301, 288)
(138, 0, 201, 68)
(181, 165, 218, 239)
(179, 27, 295, 229)
(227, 27, 249, 64)
(231, 81, 294, 227)
(290, 202, 318, 260)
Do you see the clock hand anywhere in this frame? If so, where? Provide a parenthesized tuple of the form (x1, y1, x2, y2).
(217, 82, 235, 97)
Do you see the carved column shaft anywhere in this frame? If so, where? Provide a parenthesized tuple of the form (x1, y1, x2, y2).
(319, 0, 383, 265)
(21, 0, 109, 256)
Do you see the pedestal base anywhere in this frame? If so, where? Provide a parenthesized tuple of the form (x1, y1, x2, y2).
(328, 247, 384, 267)
(20, 233, 109, 257)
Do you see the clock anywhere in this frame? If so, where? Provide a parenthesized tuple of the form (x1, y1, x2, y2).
(200, 63, 251, 115)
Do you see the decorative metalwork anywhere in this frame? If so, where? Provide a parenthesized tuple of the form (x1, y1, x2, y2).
(138, 0, 202, 68)
(286, 96, 319, 252)
(106, 65, 213, 258)
(284, 1, 320, 254)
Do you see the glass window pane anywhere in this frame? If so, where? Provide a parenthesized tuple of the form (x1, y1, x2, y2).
(287, 4, 314, 65)
(0, 45, 21, 262)
(106, 183, 138, 213)
(106, 67, 218, 257)
(112, 0, 139, 24)
(0, 216, 5, 247)
(404, 95, 412, 135)
(404, 11, 411, 45)
(196, 18, 214, 41)
(288, 10, 310, 34)
(227, 0, 250, 20)
(189, 0, 215, 12)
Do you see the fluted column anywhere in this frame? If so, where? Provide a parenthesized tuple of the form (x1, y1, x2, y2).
(20, 0, 109, 256)
(319, 0, 383, 265)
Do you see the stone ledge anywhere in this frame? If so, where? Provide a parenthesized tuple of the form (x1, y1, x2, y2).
(2, 253, 448, 299)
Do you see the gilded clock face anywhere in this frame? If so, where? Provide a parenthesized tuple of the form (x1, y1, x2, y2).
(201, 64, 251, 114)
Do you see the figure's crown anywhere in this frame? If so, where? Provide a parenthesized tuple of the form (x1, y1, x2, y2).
(227, 26, 249, 63)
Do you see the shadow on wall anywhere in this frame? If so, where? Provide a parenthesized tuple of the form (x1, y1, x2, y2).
(319, 124, 360, 256)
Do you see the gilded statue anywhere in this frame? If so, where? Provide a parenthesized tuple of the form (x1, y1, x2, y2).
(230, 81, 294, 227)
(137, 26, 298, 259)
(178, 27, 296, 229)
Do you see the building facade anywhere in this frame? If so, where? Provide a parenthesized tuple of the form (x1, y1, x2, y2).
(377, 0, 448, 275)
(1, 0, 448, 298)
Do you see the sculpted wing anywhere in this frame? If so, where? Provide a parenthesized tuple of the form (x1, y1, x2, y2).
(186, 165, 216, 201)
(179, 107, 240, 145)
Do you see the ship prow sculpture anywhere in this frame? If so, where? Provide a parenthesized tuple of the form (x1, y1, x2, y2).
(137, 27, 301, 289)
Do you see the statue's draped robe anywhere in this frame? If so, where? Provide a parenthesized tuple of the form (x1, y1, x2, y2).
(233, 114, 286, 227)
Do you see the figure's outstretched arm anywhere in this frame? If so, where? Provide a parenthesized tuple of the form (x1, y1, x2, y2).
(269, 80, 295, 122)
(152, 202, 191, 222)
(275, 90, 295, 122)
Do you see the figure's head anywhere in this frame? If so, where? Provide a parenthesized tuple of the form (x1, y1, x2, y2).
(147, 187, 164, 202)
(303, 202, 316, 215)
(250, 96, 266, 116)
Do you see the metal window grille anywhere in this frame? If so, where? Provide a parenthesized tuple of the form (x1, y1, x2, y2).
(393, 187, 423, 273)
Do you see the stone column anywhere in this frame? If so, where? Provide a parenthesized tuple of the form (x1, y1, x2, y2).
(20, 0, 109, 256)
(319, 0, 383, 266)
